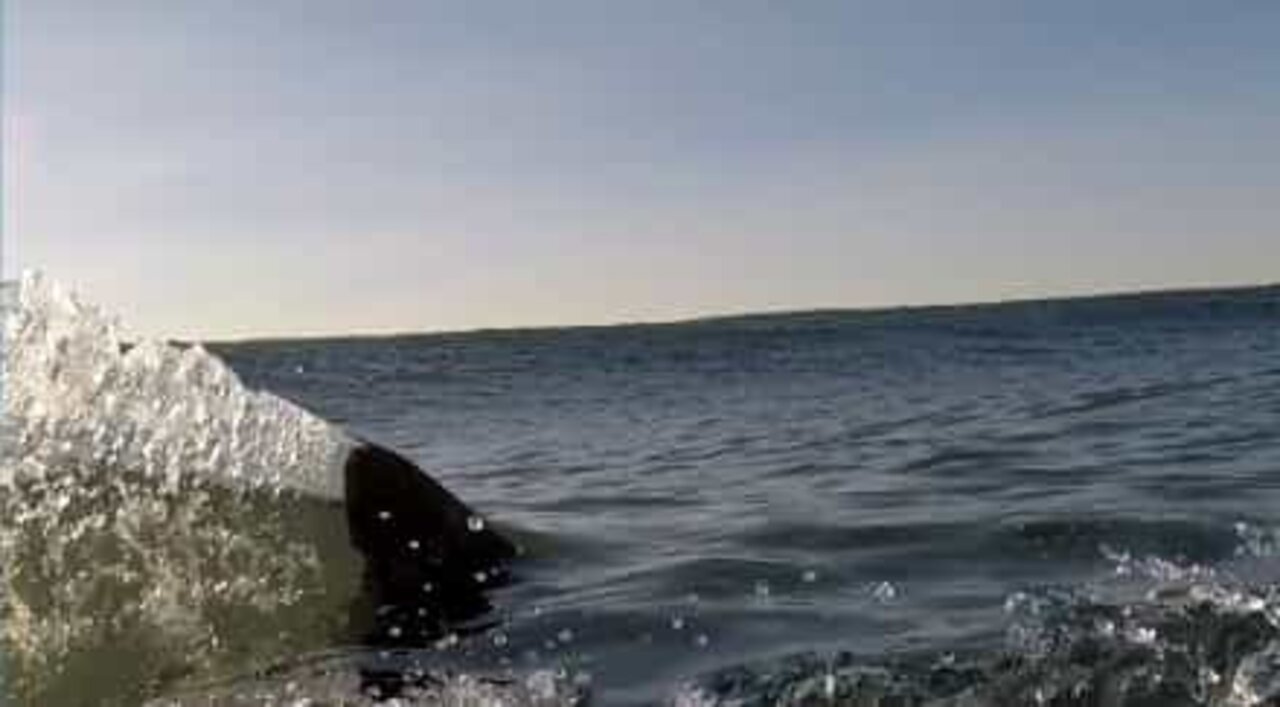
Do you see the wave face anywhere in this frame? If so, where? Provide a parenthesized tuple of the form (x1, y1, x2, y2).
(4, 271, 349, 497)
(6, 276, 1280, 705)
(1, 273, 361, 705)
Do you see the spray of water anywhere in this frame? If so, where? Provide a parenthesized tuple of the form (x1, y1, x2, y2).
(0, 272, 363, 705)
(3, 271, 350, 497)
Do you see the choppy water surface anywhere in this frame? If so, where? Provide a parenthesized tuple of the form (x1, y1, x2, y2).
(4, 277, 1280, 705)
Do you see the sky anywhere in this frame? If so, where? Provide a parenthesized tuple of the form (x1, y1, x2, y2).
(4, 1, 1279, 340)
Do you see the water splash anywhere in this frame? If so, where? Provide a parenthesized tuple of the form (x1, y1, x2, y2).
(3, 271, 350, 498)
(0, 272, 363, 705)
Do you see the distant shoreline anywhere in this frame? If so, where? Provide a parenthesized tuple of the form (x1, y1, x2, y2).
(199, 279, 1280, 347)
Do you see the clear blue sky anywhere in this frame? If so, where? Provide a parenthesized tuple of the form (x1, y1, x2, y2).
(6, 1, 1278, 340)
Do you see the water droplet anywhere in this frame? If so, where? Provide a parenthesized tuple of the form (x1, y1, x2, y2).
(387, 625, 402, 639)
(695, 633, 709, 648)
(671, 617, 686, 631)
(872, 581, 898, 602)
(467, 516, 486, 532)
(377, 510, 392, 522)
(492, 631, 509, 648)
(802, 570, 819, 583)
(1127, 626, 1157, 645)
(557, 628, 574, 643)
(407, 539, 420, 551)
(422, 582, 434, 594)
(474, 571, 488, 584)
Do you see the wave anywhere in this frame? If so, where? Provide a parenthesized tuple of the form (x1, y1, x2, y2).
(1, 272, 363, 705)
(680, 560, 1280, 706)
(4, 271, 350, 498)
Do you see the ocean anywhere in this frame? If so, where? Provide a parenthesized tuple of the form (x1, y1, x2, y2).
(4, 277, 1280, 706)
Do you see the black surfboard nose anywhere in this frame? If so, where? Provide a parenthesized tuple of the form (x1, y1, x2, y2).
(343, 442, 517, 642)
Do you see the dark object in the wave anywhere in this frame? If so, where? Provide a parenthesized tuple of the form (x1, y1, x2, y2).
(343, 442, 518, 646)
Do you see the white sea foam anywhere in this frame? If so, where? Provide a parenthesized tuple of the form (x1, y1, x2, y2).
(0, 272, 363, 704)
(2, 270, 350, 500)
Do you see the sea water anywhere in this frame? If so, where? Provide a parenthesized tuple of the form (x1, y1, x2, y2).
(4, 275, 1280, 705)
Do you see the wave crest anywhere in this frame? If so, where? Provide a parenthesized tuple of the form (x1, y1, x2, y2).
(1, 272, 363, 705)
(3, 270, 349, 498)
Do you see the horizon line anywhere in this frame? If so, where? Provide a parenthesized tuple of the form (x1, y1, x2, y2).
(197, 277, 1280, 347)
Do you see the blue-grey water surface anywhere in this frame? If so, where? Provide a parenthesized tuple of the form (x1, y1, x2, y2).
(206, 286, 1280, 705)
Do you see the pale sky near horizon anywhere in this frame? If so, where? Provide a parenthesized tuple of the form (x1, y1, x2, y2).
(5, 2, 1279, 340)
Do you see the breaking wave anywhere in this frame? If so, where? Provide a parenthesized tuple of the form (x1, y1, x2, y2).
(0, 273, 362, 704)
(4, 271, 349, 498)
